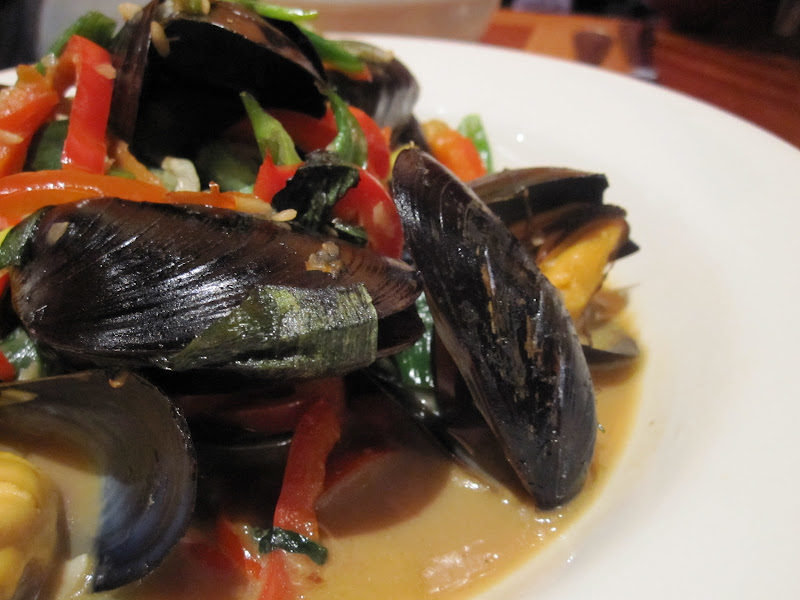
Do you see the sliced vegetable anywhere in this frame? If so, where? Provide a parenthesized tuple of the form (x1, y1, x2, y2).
(273, 395, 342, 539)
(331, 169, 404, 259)
(0, 169, 242, 225)
(195, 140, 260, 192)
(0, 66, 59, 178)
(229, 1, 319, 23)
(215, 517, 263, 580)
(271, 105, 390, 179)
(272, 155, 359, 229)
(253, 155, 299, 203)
(0, 327, 44, 380)
(351, 106, 390, 180)
(394, 294, 435, 389)
(25, 120, 69, 172)
(254, 527, 327, 565)
(457, 113, 493, 173)
(268, 107, 337, 155)
(241, 92, 302, 166)
(58, 35, 115, 174)
(300, 27, 366, 75)
(327, 91, 367, 169)
(255, 394, 342, 599)
(44, 10, 117, 58)
(421, 119, 487, 182)
(258, 551, 292, 600)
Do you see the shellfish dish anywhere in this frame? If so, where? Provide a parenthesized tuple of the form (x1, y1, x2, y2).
(0, 2, 643, 599)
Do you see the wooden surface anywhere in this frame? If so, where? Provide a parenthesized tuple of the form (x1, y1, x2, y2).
(481, 10, 800, 149)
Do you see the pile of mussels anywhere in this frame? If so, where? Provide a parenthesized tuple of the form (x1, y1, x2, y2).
(0, 0, 638, 596)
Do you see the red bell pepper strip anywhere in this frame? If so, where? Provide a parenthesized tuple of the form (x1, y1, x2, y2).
(273, 395, 342, 539)
(268, 107, 336, 156)
(258, 552, 293, 600)
(0, 351, 16, 382)
(0, 169, 240, 225)
(0, 65, 59, 178)
(331, 169, 404, 259)
(269, 106, 390, 180)
(252, 154, 299, 204)
(58, 35, 115, 174)
(421, 119, 488, 182)
(351, 107, 390, 181)
(214, 517, 264, 580)
(257, 393, 343, 600)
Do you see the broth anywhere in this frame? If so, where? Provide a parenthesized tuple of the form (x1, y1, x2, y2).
(115, 351, 642, 600)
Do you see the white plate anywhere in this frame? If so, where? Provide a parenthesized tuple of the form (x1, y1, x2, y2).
(4, 34, 800, 599)
(350, 36, 800, 599)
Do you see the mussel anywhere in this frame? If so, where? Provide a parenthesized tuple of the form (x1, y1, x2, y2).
(470, 167, 638, 263)
(0, 198, 421, 379)
(391, 148, 596, 509)
(325, 41, 420, 131)
(111, 1, 328, 160)
(471, 167, 639, 363)
(0, 370, 196, 594)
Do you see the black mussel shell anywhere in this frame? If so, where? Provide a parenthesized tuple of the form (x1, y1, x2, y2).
(1, 198, 421, 379)
(470, 167, 638, 260)
(0, 370, 196, 592)
(109, 0, 160, 142)
(469, 167, 609, 214)
(391, 148, 597, 509)
(111, 1, 327, 160)
(325, 41, 420, 130)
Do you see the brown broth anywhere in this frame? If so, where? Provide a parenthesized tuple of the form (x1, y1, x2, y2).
(114, 350, 642, 600)
(1, 325, 641, 600)
(303, 358, 643, 600)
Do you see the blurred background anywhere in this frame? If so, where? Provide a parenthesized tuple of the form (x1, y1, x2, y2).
(1, 0, 798, 69)
(505, 0, 799, 55)
(0, 0, 798, 67)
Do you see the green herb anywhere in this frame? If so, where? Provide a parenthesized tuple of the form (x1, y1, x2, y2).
(457, 114, 493, 173)
(195, 140, 260, 192)
(25, 120, 68, 172)
(240, 92, 302, 165)
(0, 328, 44, 380)
(272, 153, 359, 230)
(253, 527, 328, 565)
(327, 90, 368, 169)
(300, 27, 366, 74)
(0, 212, 44, 269)
(328, 217, 368, 247)
(228, 1, 319, 23)
(45, 11, 118, 57)
(394, 294, 435, 389)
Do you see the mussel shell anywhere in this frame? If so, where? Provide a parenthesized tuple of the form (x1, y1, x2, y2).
(391, 148, 597, 508)
(109, 0, 160, 142)
(325, 41, 420, 130)
(2, 198, 421, 378)
(470, 167, 639, 260)
(469, 167, 609, 214)
(153, 2, 326, 112)
(0, 370, 196, 592)
(111, 1, 327, 160)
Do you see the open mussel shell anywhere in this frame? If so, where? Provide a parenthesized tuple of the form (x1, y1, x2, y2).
(325, 40, 420, 130)
(0, 198, 420, 379)
(111, 0, 327, 160)
(391, 148, 597, 509)
(0, 370, 196, 592)
(470, 167, 639, 260)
